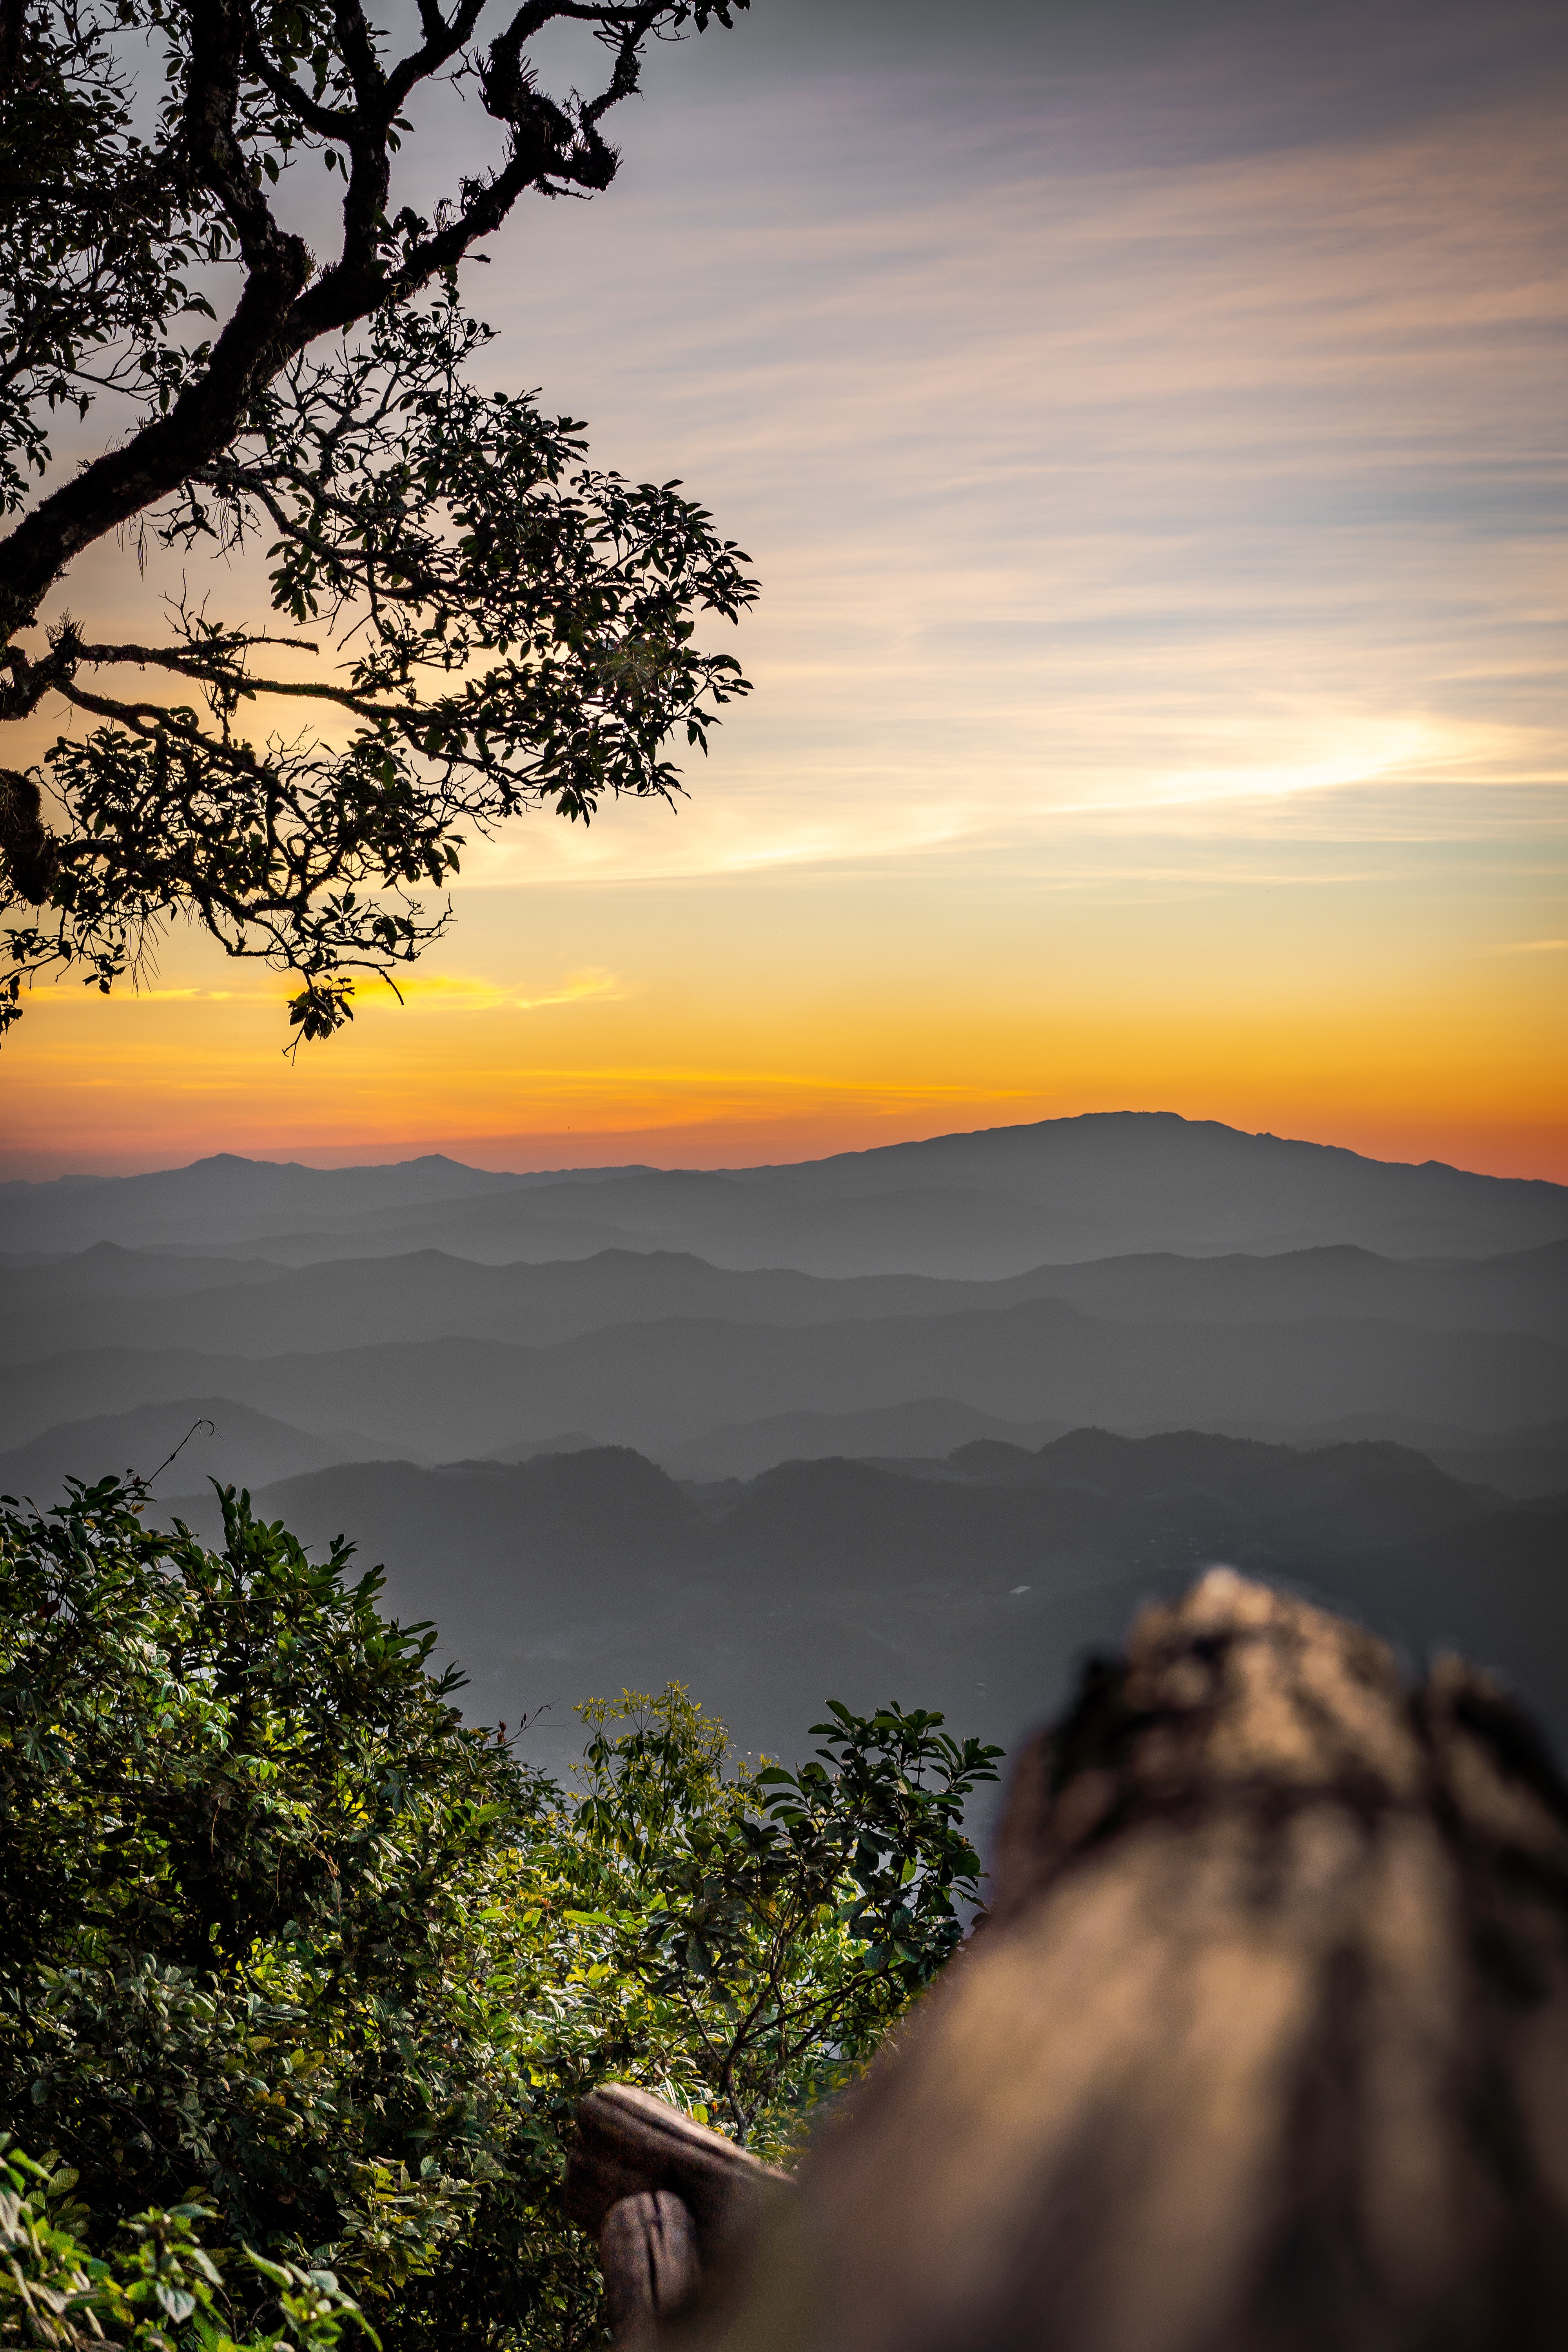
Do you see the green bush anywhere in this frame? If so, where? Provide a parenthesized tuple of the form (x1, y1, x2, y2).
(0, 1477, 548, 2323)
(0, 2133, 373, 2352)
(0, 1480, 1000, 2352)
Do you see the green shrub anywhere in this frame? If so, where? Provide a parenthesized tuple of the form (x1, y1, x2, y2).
(0, 1478, 546, 2320)
(0, 2134, 373, 2352)
(0, 1480, 1000, 2352)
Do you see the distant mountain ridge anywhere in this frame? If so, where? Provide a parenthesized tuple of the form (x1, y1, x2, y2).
(4, 1114, 1564, 1272)
(2, 1301, 1560, 1459)
(1, 1237, 1564, 1370)
(0, 1397, 401, 1503)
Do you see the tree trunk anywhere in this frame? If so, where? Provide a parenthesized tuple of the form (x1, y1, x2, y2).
(702, 1568, 1568, 2352)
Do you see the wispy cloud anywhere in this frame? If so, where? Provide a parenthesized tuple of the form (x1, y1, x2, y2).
(391, 967, 630, 1013)
(8, 3, 1565, 1178)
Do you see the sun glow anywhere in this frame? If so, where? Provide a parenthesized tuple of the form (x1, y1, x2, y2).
(4, 8, 1564, 1184)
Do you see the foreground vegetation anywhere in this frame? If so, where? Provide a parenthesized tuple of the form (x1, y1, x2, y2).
(0, 1478, 1000, 2350)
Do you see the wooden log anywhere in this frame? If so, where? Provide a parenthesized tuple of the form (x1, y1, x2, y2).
(599, 2190, 701, 2347)
(699, 1569, 1568, 2352)
(566, 2082, 790, 2266)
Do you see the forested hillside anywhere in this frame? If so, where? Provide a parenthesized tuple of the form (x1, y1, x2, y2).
(159, 1429, 1568, 1780)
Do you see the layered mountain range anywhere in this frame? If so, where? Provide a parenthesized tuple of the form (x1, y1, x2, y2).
(3, 1113, 1564, 1773)
(7, 1110, 1566, 1269)
(154, 1431, 1568, 1782)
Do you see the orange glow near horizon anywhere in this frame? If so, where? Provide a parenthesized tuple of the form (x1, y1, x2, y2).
(3, 12, 1565, 1194)
(4, 848, 1564, 1181)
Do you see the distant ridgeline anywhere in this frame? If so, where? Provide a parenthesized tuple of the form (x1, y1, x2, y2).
(2, 1114, 1564, 1777)
(4, 1111, 1566, 1268)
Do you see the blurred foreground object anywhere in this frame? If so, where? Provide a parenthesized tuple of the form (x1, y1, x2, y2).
(696, 1568, 1568, 2352)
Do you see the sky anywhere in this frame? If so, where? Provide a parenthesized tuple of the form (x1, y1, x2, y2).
(3, 0, 1565, 1180)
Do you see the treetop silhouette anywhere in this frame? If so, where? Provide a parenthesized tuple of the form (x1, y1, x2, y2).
(0, 0, 755, 1046)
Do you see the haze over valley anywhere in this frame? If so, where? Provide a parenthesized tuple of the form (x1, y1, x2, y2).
(4, 1111, 1565, 1779)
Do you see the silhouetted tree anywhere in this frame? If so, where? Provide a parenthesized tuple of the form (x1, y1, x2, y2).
(0, 1, 755, 1047)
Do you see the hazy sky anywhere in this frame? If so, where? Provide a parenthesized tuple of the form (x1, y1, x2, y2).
(5, 0, 1565, 1178)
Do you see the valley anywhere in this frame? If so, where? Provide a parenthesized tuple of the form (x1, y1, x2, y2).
(4, 1112, 1564, 1783)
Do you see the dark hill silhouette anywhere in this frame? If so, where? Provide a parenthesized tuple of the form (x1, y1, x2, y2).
(712, 1436, 1495, 1579)
(158, 1431, 1561, 1780)
(961, 1427, 1501, 1550)
(0, 1396, 397, 1501)
(659, 1400, 1067, 1480)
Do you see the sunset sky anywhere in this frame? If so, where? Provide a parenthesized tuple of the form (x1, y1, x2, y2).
(4, 0, 1564, 1180)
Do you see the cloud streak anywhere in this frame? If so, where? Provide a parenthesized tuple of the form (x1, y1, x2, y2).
(5, 0, 1564, 1176)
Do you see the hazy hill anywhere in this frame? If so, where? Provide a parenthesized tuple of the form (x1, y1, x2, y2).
(6, 1120, 1559, 1785)
(0, 1242, 287, 1297)
(4, 1116, 1564, 1275)
(752, 1112, 1568, 1261)
(1007, 1239, 1568, 1338)
(236, 1115, 1565, 1273)
(0, 1152, 521, 1254)
(4, 1300, 1563, 1459)
(1, 1237, 1563, 1371)
(659, 1401, 1069, 1481)
(159, 1431, 1564, 1780)
(0, 1396, 399, 1503)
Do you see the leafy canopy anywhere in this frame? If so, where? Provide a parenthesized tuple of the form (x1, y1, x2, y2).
(0, 1478, 1003, 2352)
(0, 1, 755, 1046)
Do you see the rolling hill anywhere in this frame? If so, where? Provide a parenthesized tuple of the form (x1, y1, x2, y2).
(158, 1430, 1566, 1782)
(0, 1397, 399, 1503)
(1, 1237, 1563, 1368)
(3, 1301, 1561, 1461)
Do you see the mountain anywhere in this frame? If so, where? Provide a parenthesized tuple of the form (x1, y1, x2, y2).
(0, 1241, 289, 1297)
(659, 1401, 1069, 1481)
(2, 1237, 1563, 1371)
(0, 1396, 399, 1503)
(4, 1299, 1562, 1460)
(4, 1116, 1564, 1275)
(158, 1430, 1565, 1782)
(0, 1152, 528, 1255)
(486, 1431, 603, 1464)
(4, 1120, 1559, 1786)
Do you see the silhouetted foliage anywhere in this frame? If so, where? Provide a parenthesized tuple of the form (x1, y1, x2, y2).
(0, 1, 755, 1044)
